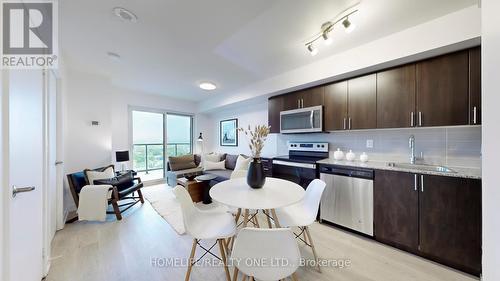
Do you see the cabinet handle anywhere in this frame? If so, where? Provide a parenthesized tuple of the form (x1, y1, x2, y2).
(301, 99, 304, 108)
(343, 117, 347, 130)
(418, 112, 423, 127)
(410, 112, 414, 127)
(297, 99, 300, 108)
(414, 174, 418, 191)
(348, 117, 352, 130)
(420, 175, 424, 192)
(473, 106, 477, 124)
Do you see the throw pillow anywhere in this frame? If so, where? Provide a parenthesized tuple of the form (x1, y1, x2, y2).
(204, 160, 226, 171)
(198, 152, 223, 168)
(234, 155, 251, 171)
(84, 165, 115, 185)
(169, 154, 196, 171)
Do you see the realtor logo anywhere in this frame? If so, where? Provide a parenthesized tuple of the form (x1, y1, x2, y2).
(1, 0, 58, 68)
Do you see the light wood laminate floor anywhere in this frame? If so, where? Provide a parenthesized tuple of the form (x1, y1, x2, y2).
(46, 187, 478, 281)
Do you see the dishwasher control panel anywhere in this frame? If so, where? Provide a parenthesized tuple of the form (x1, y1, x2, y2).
(319, 165, 374, 179)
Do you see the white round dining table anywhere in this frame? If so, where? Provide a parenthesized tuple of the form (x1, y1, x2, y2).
(210, 177, 305, 228)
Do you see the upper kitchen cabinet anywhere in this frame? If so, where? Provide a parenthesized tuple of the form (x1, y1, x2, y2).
(348, 74, 377, 129)
(282, 87, 324, 111)
(469, 46, 481, 125)
(301, 86, 324, 108)
(416, 50, 469, 127)
(268, 95, 284, 133)
(324, 81, 348, 131)
(377, 65, 416, 128)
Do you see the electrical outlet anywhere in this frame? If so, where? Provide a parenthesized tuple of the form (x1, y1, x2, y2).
(366, 139, 374, 148)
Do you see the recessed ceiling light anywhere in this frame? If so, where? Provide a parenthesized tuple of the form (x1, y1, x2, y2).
(107, 52, 121, 61)
(113, 7, 138, 22)
(199, 82, 217, 91)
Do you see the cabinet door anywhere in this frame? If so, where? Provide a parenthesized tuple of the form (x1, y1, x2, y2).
(348, 74, 377, 129)
(282, 92, 301, 111)
(324, 81, 348, 131)
(268, 96, 283, 133)
(419, 175, 482, 275)
(416, 51, 469, 126)
(469, 47, 481, 125)
(374, 170, 419, 251)
(300, 86, 324, 108)
(377, 65, 416, 128)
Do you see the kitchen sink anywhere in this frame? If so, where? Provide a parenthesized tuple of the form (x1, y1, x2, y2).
(387, 162, 456, 173)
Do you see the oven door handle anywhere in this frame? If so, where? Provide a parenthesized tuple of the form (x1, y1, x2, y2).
(272, 160, 316, 169)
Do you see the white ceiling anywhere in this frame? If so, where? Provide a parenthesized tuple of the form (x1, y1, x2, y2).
(60, 0, 478, 101)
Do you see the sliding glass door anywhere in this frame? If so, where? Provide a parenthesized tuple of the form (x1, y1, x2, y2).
(131, 109, 193, 181)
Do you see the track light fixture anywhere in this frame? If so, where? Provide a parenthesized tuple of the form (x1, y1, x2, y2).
(304, 5, 359, 55)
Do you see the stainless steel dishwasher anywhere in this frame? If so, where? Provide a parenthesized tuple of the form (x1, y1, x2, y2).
(319, 165, 374, 236)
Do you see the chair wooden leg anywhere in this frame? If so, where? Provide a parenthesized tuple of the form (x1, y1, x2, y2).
(223, 238, 230, 256)
(304, 226, 321, 273)
(253, 212, 260, 228)
(291, 272, 299, 281)
(137, 188, 145, 203)
(111, 199, 122, 220)
(264, 209, 272, 228)
(234, 208, 242, 224)
(302, 227, 308, 245)
(185, 239, 197, 281)
(232, 267, 239, 281)
(218, 239, 231, 281)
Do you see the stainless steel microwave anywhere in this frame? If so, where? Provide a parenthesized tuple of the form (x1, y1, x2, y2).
(280, 105, 323, 133)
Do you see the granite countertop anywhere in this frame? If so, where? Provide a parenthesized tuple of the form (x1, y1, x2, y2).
(316, 158, 482, 179)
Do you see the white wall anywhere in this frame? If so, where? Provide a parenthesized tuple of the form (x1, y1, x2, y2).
(0, 70, 6, 281)
(204, 100, 277, 157)
(481, 0, 500, 279)
(199, 5, 481, 112)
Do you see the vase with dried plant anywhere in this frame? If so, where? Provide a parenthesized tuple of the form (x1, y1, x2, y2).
(238, 125, 271, 188)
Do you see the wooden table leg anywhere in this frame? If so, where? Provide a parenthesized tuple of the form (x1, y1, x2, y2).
(264, 209, 272, 228)
(270, 209, 281, 228)
(243, 209, 249, 227)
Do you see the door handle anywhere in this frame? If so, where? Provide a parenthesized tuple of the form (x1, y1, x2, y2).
(348, 117, 352, 130)
(310, 110, 314, 129)
(297, 99, 300, 108)
(410, 112, 414, 127)
(414, 174, 418, 191)
(473, 106, 477, 124)
(420, 175, 424, 192)
(55, 161, 63, 165)
(418, 112, 423, 127)
(12, 185, 35, 198)
(301, 99, 304, 108)
(343, 117, 347, 130)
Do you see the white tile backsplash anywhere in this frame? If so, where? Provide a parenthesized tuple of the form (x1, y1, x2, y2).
(277, 126, 481, 169)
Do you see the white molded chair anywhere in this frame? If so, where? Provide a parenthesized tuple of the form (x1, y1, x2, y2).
(173, 186, 236, 281)
(231, 228, 301, 281)
(274, 179, 326, 272)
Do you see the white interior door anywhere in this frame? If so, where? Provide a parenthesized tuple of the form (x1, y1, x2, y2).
(43, 70, 58, 275)
(4, 69, 45, 281)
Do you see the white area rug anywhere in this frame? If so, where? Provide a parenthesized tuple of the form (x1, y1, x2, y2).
(142, 184, 224, 235)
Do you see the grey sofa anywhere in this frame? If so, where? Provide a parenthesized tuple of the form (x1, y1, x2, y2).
(165, 153, 246, 187)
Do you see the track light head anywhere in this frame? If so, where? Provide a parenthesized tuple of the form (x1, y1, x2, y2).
(342, 17, 356, 33)
(322, 31, 333, 45)
(307, 44, 318, 56)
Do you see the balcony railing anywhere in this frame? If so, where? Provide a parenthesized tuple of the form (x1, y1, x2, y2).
(133, 143, 191, 174)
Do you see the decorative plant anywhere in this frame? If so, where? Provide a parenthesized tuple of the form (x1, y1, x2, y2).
(238, 125, 271, 158)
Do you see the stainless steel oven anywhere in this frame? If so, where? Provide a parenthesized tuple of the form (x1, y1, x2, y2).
(280, 106, 323, 133)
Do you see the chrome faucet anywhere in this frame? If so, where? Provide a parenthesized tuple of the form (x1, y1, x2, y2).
(409, 135, 416, 164)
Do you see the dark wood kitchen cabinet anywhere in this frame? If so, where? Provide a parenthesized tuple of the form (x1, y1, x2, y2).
(347, 74, 377, 129)
(416, 50, 469, 127)
(374, 170, 482, 276)
(374, 170, 419, 251)
(268, 96, 284, 133)
(419, 174, 482, 275)
(324, 81, 348, 131)
(377, 65, 416, 128)
(469, 46, 481, 125)
(282, 87, 324, 111)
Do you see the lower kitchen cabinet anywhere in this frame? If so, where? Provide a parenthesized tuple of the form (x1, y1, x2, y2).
(374, 170, 482, 276)
(419, 174, 482, 275)
(374, 170, 419, 251)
